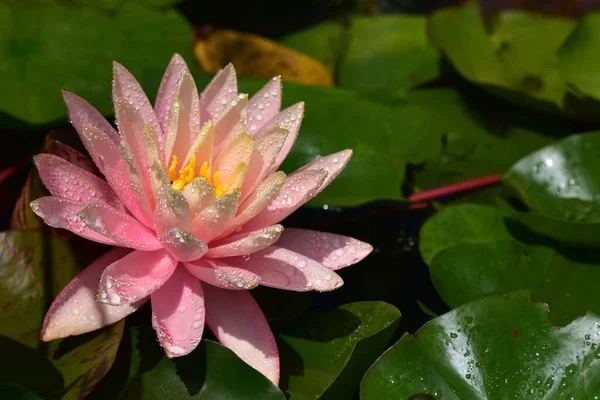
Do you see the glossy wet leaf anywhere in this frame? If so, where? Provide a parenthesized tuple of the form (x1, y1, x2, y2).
(502, 131, 600, 246)
(119, 327, 285, 399)
(275, 301, 400, 400)
(194, 28, 333, 86)
(422, 204, 600, 325)
(428, 1, 575, 112)
(503, 131, 600, 221)
(0, 1, 193, 126)
(559, 13, 600, 101)
(0, 230, 122, 399)
(419, 204, 512, 265)
(361, 291, 600, 399)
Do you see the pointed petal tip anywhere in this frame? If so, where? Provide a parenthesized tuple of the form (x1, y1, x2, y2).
(315, 273, 344, 292)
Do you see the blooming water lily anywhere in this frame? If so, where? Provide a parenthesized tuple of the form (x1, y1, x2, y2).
(30, 54, 372, 384)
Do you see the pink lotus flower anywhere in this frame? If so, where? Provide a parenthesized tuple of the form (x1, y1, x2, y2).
(30, 54, 372, 384)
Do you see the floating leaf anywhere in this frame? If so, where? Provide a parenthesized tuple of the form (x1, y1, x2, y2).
(419, 204, 512, 265)
(559, 12, 600, 101)
(361, 291, 600, 399)
(276, 301, 400, 400)
(0, 230, 121, 398)
(0, 1, 193, 127)
(194, 28, 333, 86)
(502, 131, 600, 246)
(428, 1, 575, 114)
(339, 15, 441, 94)
(281, 15, 442, 93)
(421, 204, 600, 325)
(114, 328, 285, 399)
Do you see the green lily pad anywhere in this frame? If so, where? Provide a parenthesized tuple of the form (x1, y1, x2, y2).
(281, 15, 441, 94)
(272, 85, 561, 206)
(419, 204, 512, 265)
(503, 131, 600, 221)
(361, 291, 600, 399)
(0, 230, 122, 399)
(428, 0, 575, 114)
(559, 12, 600, 101)
(0, 1, 193, 127)
(279, 21, 344, 74)
(421, 204, 600, 325)
(339, 15, 441, 94)
(113, 327, 285, 399)
(275, 301, 401, 400)
(502, 131, 600, 246)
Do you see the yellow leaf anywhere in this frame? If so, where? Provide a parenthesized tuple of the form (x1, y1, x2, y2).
(194, 28, 333, 86)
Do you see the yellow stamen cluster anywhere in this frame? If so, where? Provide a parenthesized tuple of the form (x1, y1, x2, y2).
(169, 154, 229, 197)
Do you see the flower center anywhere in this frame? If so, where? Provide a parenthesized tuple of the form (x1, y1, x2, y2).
(168, 154, 228, 197)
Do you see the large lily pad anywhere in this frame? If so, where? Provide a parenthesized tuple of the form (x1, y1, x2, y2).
(0, 231, 122, 399)
(275, 301, 400, 400)
(559, 12, 600, 101)
(502, 131, 600, 246)
(361, 291, 600, 399)
(0, 1, 193, 127)
(428, 0, 575, 114)
(281, 15, 441, 93)
(419, 204, 512, 265)
(107, 327, 285, 399)
(339, 15, 441, 94)
(421, 204, 600, 325)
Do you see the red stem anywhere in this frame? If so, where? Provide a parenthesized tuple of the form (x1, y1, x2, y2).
(408, 172, 502, 203)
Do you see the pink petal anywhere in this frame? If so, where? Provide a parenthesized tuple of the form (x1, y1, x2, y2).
(185, 259, 261, 290)
(212, 94, 248, 155)
(276, 228, 372, 270)
(260, 102, 304, 173)
(199, 64, 238, 123)
(155, 54, 192, 143)
(149, 160, 192, 232)
(295, 149, 353, 195)
(30, 197, 118, 245)
(113, 62, 162, 138)
(46, 141, 96, 174)
(159, 228, 208, 262)
(206, 224, 283, 258)
(242, 169, 326, 232)
(203, 284, 279, 384)
(78, 202, 162, 250)
(34, 154, 122, 209)
(181, 177, 217, 218)
(182, 121, 214, 174)
(163, 73, 200, 168)
(227, 246, 343, 291)
(247, 76, 282, 134)
(163, 97, 187, 172)
(177, 72, 202, 145)
(240, 127, 288, 203)
(151, 266, 205, 357)
(41, 248, 146, 341)
(62, 90, 119, 146)
(191, 190, 240, 242)
(212, 132, 254, 180)
(81, 125, 154, 227)
(97, 249, 177, 305)
(114, 98, 158, 202)
(220, 172, 286, 239)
